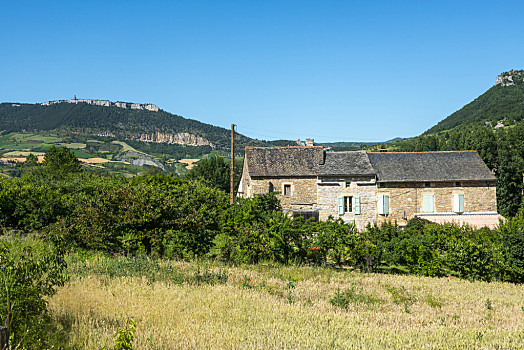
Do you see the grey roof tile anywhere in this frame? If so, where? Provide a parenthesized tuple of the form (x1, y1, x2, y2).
(318, 151, 375, 175)
(245, 146, 325, 176)
(367, 151, 496, 182)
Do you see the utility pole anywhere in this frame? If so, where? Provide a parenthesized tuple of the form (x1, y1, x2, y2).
(230, 124, 235, 204)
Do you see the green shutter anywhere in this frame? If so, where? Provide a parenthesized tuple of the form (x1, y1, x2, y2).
(354, 196, 361, 215)
(423, 194, 434, 213)
(383, 195, 389, 215)
(338, 196, 344, 215)
(454, 193, 464, 213)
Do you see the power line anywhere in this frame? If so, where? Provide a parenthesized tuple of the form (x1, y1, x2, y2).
(235, 124, 379, 143)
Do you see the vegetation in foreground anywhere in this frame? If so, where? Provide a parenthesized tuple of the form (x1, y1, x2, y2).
(1, 146, 524, 348)
(47, 255, 524, 349)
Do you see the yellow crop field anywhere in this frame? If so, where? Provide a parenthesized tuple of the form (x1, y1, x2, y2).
(178, 158, 200, 169)
(2, 151, 45, 157)
(49, 260, 524, 349)
(111, 141, 140, 153)
(59, 142, 87, 149)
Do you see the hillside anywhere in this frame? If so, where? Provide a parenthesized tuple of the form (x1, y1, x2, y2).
(0, 100, 284, 150)
(424, 70, 524, 134)
(0, 99, 299, 177)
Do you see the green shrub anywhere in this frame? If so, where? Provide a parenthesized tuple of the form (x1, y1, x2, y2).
(329, 286, 381, 310)
(499, 216, 524, 283)
(0, 235, 68, 349)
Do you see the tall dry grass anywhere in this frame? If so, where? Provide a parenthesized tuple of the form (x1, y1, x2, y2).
(49, 260, 524, 349)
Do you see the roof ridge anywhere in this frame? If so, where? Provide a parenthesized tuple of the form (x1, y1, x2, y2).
(245, 146, 323, 149)
(367, 150, 478, 154)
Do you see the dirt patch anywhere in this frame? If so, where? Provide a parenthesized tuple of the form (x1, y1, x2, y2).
(79, 157, 111, 164)
(178, 158, 200, 170)
(79, 158, 130, 165)
(0, 157, 26, 163)
(1, 155, 45, 163)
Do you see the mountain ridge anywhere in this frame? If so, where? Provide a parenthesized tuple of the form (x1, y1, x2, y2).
(424, 70, 524, 135)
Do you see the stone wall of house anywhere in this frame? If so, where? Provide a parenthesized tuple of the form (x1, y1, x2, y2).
(240, 159, 250, 197)
(317, 176, 377, 229)
(376, 181, 497, 225)
(243, 175, 317, 210)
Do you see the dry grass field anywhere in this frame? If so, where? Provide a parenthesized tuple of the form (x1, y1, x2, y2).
(178, 158, 200, 169)
(48, 259, 524, 349)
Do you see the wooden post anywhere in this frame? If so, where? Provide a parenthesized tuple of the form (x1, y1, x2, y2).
(230, 124, 235, 204)
(0, 326, 8, 350)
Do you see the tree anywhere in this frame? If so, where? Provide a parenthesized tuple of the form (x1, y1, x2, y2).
(185, 155, 230, 192)
(42, 146, 82, 177)
(24, 153, 39, 167)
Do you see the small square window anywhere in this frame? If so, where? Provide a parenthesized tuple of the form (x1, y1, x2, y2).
(425, 182, 431, 188)
(456, 182, 461, 187)
(284, 184, 291, 196)
(345, 181, 351, 188)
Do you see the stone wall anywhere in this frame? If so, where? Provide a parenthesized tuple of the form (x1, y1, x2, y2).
(241, 171, 317, 210)
(240, 159, 250, 197)
(376, 181, 497, 225)
(251, 177, 318, 210)
(317, 176, 377, 230)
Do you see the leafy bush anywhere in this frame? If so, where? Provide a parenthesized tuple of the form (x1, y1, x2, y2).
(499, 216, 524, 283)
(329, 286, 381, 309)
(0, 235, 68, 349)
(56, 175, 228, 256)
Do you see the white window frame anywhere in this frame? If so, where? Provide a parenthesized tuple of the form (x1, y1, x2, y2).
(338, 195, 361, 215)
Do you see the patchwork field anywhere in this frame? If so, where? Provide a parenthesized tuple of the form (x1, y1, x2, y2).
(0, 132, 181, 176)
(49, 258, 524, 349)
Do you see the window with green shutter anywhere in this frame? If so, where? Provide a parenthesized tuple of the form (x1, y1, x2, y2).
(338, 196, 356, 214)
(378, 195, 389, 215)
(453, 193, 464, 213)
(353, 195, 361, 215)
(423, 194, 434, 213)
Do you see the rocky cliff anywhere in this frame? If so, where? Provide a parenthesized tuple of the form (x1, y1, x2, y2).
(495, 70, 524, 87)
(136, 132, 214, 147)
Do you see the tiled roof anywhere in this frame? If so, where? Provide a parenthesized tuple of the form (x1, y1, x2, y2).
(367, 151, 496, 183)
(318, 151, 375, 176)
(244, 147, 496, 182)
(245, 146, 325, 176)
(416, 212, 505, 229)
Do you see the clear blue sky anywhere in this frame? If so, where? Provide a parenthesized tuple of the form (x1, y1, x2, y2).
(1, 1, 523, 143)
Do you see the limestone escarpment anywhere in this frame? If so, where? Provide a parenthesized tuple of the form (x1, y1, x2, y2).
(495, 70, 524, 87)
(136, 132, 214, 147)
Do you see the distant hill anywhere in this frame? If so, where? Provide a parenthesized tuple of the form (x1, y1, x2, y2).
(0, 100, 295, 150)
(424, 70, 524, 134)
(0, 99, 303, 177)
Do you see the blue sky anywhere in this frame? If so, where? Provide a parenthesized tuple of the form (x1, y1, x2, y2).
(1, 1, 523, 143)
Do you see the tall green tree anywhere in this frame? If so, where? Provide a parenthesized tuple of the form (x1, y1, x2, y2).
(42, 146, 82, 178)
(186, 155, 230, 192)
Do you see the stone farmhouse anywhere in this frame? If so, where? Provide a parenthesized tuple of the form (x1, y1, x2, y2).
(238, 146, 501, 229)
